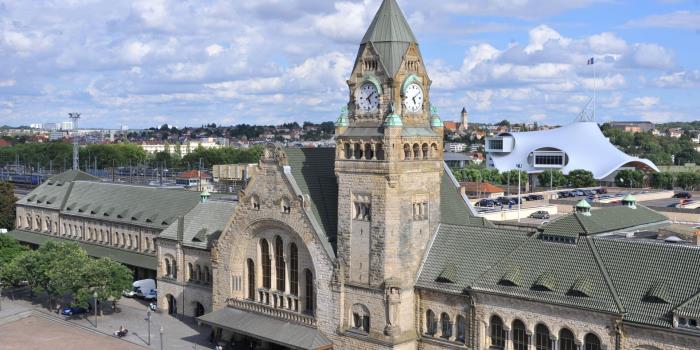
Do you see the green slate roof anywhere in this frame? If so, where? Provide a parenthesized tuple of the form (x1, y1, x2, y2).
(4, 229, 156, 269)
(160, 200, 235, 249)
(541, 204, 668, 239)
(61, 182, 201, 230)
(359, 0, 418, 77)
(285, 148, 339, 253)
(674, 291, 700, 319)
(17, 170, 101, 210)
(440, 170, 494, 228)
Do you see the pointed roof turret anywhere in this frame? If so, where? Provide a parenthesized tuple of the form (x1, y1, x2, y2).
(360, 0, 418, 77)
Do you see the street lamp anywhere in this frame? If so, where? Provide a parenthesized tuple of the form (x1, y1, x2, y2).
(93, 291, 98, 328)
(516, 164, 522, 222)
(160, 325, 164, 350)
(147, 310, 152, 345)
(0, 281, 4, 312)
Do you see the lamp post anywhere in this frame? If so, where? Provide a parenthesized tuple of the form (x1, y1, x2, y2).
(516, 164, 522, 222)
(0, 281, 4, 312)
(93, 291, 98, 328)
(160, 325, 164, 350)
(146, 310, 152, 345)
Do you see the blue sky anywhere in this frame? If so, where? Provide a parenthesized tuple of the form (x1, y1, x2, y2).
(1, 0, 699, 128)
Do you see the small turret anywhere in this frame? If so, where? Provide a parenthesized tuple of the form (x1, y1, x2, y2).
(200, 189, 210, 203)
(621, 194, 637, 209)
(384, 102, 403, 127)
(459, 107, 468, 131)
(574, 199, 592, 216)
(335, 106, 350, 135)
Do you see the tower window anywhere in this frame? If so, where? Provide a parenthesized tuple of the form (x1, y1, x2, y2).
(422, 143, 429, 159)
(413, 143, 420, 159)
(404, 144, 411, 160)
(261, 239, 271, 289)
(353, 202, 371, 221)
(275, 236, 285, 292)
(290, 243, 298, 297)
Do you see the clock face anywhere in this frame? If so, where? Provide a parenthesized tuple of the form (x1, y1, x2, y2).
(404, 83, 423, 113)
(356, 83, 379, 112)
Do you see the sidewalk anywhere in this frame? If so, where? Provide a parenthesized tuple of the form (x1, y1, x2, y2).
(0, 287, 213, 350)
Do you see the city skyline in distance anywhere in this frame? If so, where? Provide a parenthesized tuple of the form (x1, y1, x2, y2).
(1, 0, 699, 128)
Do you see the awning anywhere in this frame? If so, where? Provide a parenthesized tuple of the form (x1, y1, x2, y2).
(3, 230, 157, 270)
(197, 307, 333, 350)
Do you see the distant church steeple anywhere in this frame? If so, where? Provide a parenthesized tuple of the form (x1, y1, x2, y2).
(459, 107, 469, 132)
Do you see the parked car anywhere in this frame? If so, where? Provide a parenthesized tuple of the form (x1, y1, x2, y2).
(529, 211, 550, 219)
(144, 289, 158, 301)
(583, 190, 596, 196)
(527, 194, 545, 201)
(61, 306, 87, 316)
(123, 279, 157, 298)
(673, 192, 692, 199)
(496, 197, 515, 205)
(595, 188, 608, 194)
(476, 199, 500, 208)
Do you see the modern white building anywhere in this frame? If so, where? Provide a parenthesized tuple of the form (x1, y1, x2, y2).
(445, 142, 467, 153)
(485, 121, 659, 180)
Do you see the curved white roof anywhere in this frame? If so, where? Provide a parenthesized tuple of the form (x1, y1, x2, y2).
(488, 122, 659, 179)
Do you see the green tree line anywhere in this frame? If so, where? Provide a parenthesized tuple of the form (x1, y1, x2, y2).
(0, 141, 263, 171)
(601, 125, 699, 166)
(451, 167, 599, 189)
(0, 237, 132, 311)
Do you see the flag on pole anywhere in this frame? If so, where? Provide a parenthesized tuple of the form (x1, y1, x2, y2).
(587, 57, 595, 65)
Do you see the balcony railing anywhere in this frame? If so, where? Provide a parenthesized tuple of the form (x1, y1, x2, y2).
(228, 297, 315, 327)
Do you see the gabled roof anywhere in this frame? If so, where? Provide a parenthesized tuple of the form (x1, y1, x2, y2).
(160, 200, 235, 249)
(17, 170, 101, 210)
(285, 148, 339, 253)
(61, 181, 201, 229)
(358, 0, 418, 77)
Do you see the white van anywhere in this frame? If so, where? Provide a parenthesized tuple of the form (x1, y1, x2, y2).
(123, 279, 156, 298)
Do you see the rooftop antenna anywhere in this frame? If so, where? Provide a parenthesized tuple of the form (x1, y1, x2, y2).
(68, 112, 81, 170)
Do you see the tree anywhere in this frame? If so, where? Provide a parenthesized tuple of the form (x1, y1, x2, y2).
(0, 235, 27, 272)
(567, 169, 596, 188)
(537, 170, 567, 188)
(35, 242, 90, 307)
(676, 172, 700, 191)
(615, 169, 645, 188)
(0, 181, 16, 230)
(73, 257, 132, 312)
(500, 169, 528, 189)
(650, 172, 674, 190)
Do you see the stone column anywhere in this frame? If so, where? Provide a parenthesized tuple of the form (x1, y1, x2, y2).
(371, 143, 377, 160)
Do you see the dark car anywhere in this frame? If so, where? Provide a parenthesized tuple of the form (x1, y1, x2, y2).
(61, 306, 87, 316)
(673, 192, 692, 199)
(582, 190, 595, 196)
(527, 194, 545, 201)
(496, 197, 515, 205)
(595, 188, 608, 194)
(529, 210, 550, 219)
(476, 199, 499, 208)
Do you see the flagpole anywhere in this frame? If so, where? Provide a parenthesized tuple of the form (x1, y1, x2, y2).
(593, 57, 596, 122)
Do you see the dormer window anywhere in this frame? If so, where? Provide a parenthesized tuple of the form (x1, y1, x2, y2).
(281, 197, 291, 214)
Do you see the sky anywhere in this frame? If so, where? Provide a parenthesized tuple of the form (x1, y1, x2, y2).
(1, 0, 699, 129)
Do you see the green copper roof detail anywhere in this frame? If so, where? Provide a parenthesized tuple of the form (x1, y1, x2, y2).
(401, 74, 422, 94)
(430, 104, 438, 116)
(336, 106, 349, 127)
(533, 271, 556, 291)
(384, 102, 403, 127)
(436, 264, 457, 284)
(575, 199, 592, 209)
(359, 0, 418, 78)
(431, 114, 444, 128)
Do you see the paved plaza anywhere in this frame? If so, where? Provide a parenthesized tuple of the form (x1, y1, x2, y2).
(0, 287, 213, 350)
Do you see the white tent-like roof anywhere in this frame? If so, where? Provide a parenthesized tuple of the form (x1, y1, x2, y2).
(488, 122, 659, 179)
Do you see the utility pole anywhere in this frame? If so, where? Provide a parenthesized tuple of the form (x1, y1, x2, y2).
(68, 113, 81, 170)
(517, 164, 522, 223)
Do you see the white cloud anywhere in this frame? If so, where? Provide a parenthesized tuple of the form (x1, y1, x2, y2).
(524, 25, 570, 54)
(654, 70, 700, 88)
(0, 79, 16, 87)
(628, 43, 675, 70)
(626, 11, 700, 30)
(628, 96, 660, 110)
(132, 0, 171, 29)
(122, 41, 152, 64)
(206, 44, 224, 57)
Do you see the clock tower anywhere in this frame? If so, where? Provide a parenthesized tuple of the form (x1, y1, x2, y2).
(334, 0, 444, 345)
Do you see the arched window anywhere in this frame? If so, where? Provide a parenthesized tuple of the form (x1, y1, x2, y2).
(280, 197, 291, 214)
(431, 143, 438, 158)
(145, 237, 150, 251)
(344, 143, 351, 159)
(584, 333, 601, 350)
(364, 143, 374, 160)
(353, 143, 363, 160)
(422, 143, 429, 159)
(128, 234, 132, 248)
(121, 233, 126, 247)
(45, 217, 51, 233)
(425, 310, 437, 336)
(413, 143, 420, 159)
(188, 263, 194, 281)
(165, 258, 172, 277)
(275, 236, 285, 291)
(559, 329, 576, 350)
(512, 320, 528, 350)
(115, 232, 120, 246)
(490, 315, 506, 349)
(440, 313, 452, 339)
(351, 304, 370, 334)
(204, 266, 210, 284)
(196, 264, 202, 282)
(290, 243, 298, 296)
(261, 239, 271, 289)
(376, 143, 385, 160)
(456, 315, 466, 343)
(535, 324, 552, 350)
(304, 269, 314, 313)
(247, 259, 255, 300)
(35, 216, 41, 231)
(27, 215, 33, 229)
(404, 144, 411, 160)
